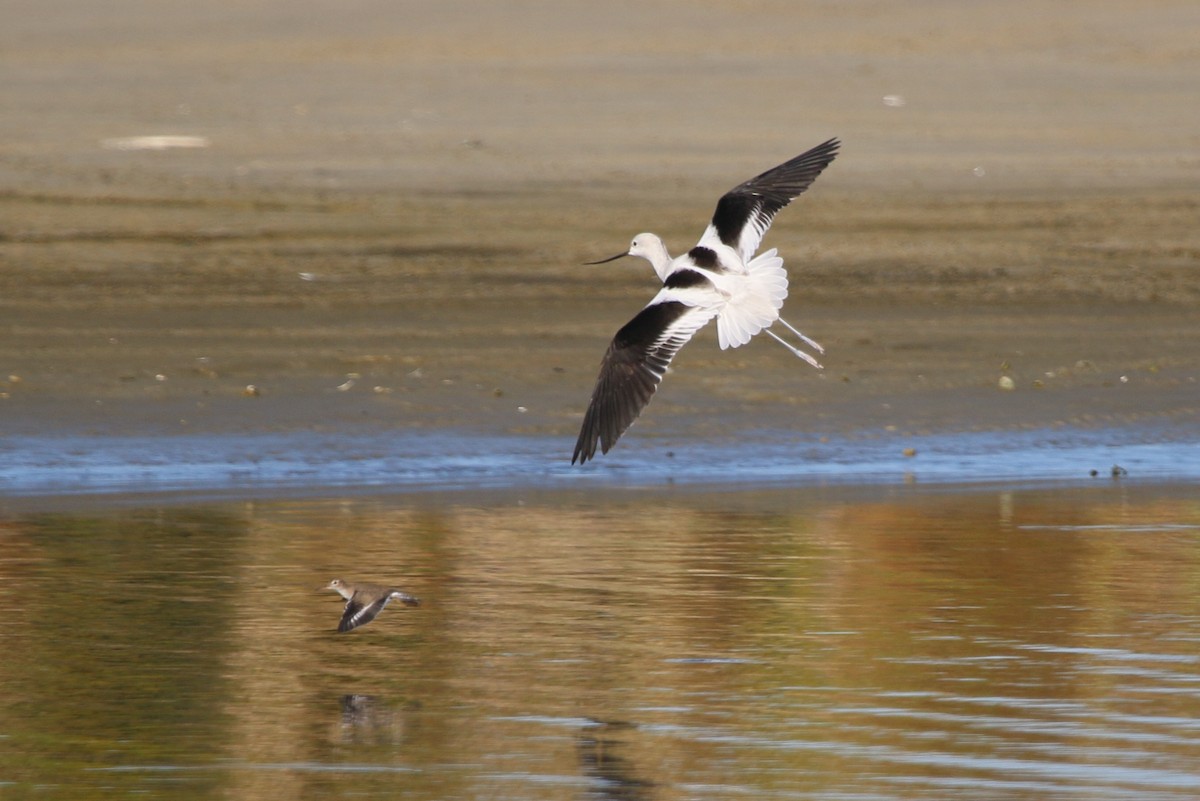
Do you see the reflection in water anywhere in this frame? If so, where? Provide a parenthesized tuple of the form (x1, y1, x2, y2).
(1, 484, 1199, 799)
(577, 720, 653, 801)
(332, 694, 412, 747)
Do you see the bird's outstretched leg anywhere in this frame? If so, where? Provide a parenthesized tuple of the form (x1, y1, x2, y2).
(777, 317, 824, 355)
(765, 328, 823, 369)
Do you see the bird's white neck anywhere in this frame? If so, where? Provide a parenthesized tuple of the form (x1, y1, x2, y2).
(631, 234, 673, 282)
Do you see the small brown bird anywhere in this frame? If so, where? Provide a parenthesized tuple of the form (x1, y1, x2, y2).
(325, 578, 420, 633)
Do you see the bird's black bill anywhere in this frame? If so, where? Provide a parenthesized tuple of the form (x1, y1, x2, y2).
(583, 252, 629, 265)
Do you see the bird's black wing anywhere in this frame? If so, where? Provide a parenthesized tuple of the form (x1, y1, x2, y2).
(573, 296, 718, 464)
(699, 138, 839, 262)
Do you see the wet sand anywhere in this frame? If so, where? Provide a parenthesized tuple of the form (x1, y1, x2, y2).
(1, 1, 1198, 497)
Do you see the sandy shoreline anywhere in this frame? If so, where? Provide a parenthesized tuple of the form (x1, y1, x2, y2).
(1, 1, 1197, 499)
(2, 185, 1196, 441)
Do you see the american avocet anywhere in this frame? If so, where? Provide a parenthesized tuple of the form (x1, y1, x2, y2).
(326, 578, 420, 633)
(572, 138, 839, 465)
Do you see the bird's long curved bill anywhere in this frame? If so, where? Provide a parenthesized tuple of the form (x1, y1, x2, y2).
(583, 252, 629, 265)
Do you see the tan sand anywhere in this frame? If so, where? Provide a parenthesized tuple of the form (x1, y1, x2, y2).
(1, 0, 1197, 452)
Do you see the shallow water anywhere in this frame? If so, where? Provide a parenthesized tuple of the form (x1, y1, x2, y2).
(2, 483, 1199, 800)
(2, 422, 1198, 502)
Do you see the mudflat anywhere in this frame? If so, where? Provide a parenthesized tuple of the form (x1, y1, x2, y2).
(1, 0, 1196, 471)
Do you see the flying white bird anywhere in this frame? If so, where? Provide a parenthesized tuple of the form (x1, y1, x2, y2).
(572, 138, 839, 465)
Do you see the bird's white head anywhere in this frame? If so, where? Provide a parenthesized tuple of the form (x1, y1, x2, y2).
(585, 233, 672, 281)
(627, 233, 666, 260)
(629, 234, 673, 281)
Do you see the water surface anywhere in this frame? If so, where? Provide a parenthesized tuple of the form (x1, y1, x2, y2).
(2, 483, 1199, 799)
(2, 423, 1197, 501)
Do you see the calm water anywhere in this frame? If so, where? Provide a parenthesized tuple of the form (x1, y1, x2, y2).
(2, 423, 1198, 498)
(2, 482, 1200, 800)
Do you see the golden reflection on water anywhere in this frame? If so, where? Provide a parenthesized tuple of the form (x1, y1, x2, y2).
(2, 484, 1199, 799)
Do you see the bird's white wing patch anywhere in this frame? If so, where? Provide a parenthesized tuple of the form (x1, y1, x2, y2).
(716, 249, 789, 349)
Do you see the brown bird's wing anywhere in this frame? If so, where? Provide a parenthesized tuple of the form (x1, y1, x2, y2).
(338, 596, 386, 632)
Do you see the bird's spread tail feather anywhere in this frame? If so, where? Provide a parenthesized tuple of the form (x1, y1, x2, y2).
(716, 249, 788, 350)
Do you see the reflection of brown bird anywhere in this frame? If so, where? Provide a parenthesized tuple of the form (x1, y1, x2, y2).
(325, 578, 420, 633)
(577, 719, 653, 801)
(335, 694, 407, 745)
